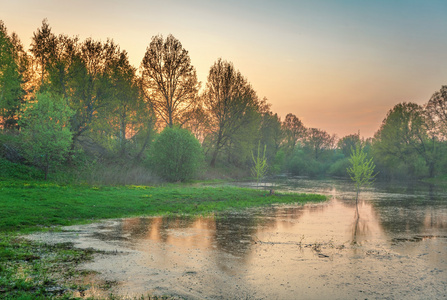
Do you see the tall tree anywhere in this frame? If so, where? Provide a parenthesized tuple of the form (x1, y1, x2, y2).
(0, 21, 28, 129)
(19, 92, 74, 180)
(373, 102, 438, 178)
(30, 19, 56, 87)
(282, 113, 306, 152)
(141, 34, 200, 128)
(426, 85, 447, 140)
(203, 58, 261, 167)
(338, 133, 361, 157)
(304, 128, 335, 160)
(67, 38, 124, 147)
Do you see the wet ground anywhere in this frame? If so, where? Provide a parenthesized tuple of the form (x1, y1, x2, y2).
(28, 178, 447, 299)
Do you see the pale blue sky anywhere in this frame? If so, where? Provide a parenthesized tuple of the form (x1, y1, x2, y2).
(2, 0, 447, 137)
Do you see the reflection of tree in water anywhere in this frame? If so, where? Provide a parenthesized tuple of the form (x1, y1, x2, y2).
(372, 181, 446, 235)
(92, 216, 199, 244)
(351, 212, 371, 245)
(213, 206, 308, 259)
(213, 213, 260, 259)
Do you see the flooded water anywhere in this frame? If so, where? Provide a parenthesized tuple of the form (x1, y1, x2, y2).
(28, 178, 447, 299)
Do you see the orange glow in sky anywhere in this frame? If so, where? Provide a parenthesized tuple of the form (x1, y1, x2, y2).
(2, 0, 447, 137)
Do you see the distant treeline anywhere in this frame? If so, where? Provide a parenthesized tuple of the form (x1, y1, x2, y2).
(1, 19, 446, 182)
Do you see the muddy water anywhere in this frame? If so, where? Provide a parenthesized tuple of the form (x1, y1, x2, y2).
(28, 179, 447, 299)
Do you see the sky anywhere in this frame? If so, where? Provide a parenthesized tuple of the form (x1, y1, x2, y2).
(2, 0, 447, 138)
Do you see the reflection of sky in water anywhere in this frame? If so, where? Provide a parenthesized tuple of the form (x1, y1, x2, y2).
(29, 179, 447, 299)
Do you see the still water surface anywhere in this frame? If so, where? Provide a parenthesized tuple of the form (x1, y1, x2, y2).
(30, 178, 447, 299)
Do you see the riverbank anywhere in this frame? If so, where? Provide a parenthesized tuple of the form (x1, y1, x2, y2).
(0, 178, 326, 299)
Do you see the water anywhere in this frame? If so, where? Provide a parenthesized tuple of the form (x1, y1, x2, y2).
(28, 178, 447, 299)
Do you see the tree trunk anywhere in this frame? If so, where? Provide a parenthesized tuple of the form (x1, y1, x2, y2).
(210, 130, 223, 168)
(355, 186, 360, 217)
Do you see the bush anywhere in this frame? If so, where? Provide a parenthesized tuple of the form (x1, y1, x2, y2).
(150, 126, 203, 182)
(327, 157, 351, 177)
(288, 150, 322, 177)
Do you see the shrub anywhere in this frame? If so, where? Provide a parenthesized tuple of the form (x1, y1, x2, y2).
(327, 157, 351, 177)
(150, 126, 203, 182)
(288, 150, 322, 177)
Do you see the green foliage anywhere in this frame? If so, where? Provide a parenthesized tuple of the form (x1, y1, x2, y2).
(327, 157, 351, 177)
(271, 149, 285, 175)
(338, 133, 361, 158)
(288, 148, 323, 177)
(0, 21, 27, 129)
(203, 59, 263, 167)
(372, 102, 441, 178)
(150, 126, 204, 182)
(347, 142, 377, 198)
(251, 143, 268, 185)
(19, 92, 74, 179)
(0, 158, 43, 180)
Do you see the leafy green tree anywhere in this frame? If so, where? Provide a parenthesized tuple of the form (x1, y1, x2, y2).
(0, 21, 28, 129)
(373, 102, 439, 178)
(150, 126, 203, 182)
(347, 142, 376, 215)
(251, 143, 268, 186)
(338, 133, 361, 158)
(141, 34, 200, 128)
(19, 92, 74, 180)
(259, 111, 284, 171)
(30, 19, 56, 86)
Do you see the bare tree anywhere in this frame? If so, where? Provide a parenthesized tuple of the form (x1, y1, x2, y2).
(140, 34, 199, 128)
(203, 58, 260, 167)
(282, 113, 306, 152)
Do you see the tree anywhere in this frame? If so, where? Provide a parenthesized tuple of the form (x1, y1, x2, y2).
(373, 102, 438, 178)
(203, 58, 261, 167)
(141, 34, 200, 128)
(282, 113, 306, 153)
(30, 19, 56, 86)
(19, 92, 74, 180)
(347, 142, 376, 215)
(150, 126, 203, 182)
(303, 128, 335, 160)
(259, 111, 284, 173)
(338, 133, 361, 157)
(426, 85, 447, 140)
(0, 21, 28, 129)
(251, 143, 268, 186)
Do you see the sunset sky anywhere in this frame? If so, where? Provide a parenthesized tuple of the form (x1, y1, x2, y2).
(2, 0, 447, 137)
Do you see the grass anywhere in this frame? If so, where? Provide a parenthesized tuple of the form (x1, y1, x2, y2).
(422, 174, 447, 187)
(0, 177, 326, 299)
(0, 179, 326, 233)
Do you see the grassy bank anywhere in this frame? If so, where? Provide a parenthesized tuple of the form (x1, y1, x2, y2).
(0, 179, 326, 232)
(0, 178, 326, 299)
